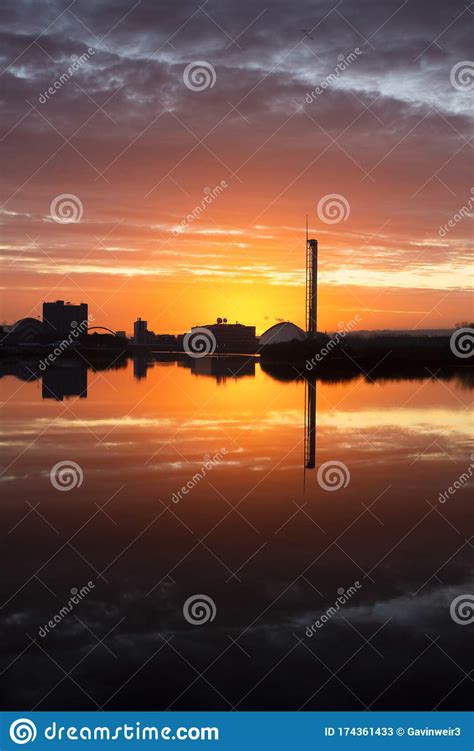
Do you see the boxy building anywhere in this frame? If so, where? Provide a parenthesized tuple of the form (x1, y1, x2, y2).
(186, 318, 257, 354)
(43, 300, 88, 337)
(133, 318, 148, 344)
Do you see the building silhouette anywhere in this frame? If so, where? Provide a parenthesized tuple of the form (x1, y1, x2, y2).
(133, 318, 147, 344)
(187, 318, 257, 353)
(2, 317, 44, 344)
(260, 321, 306, 346)
(43, 300, 88, 337)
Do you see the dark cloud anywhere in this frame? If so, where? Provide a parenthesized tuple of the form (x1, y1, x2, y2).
(0, 0, 472, 329)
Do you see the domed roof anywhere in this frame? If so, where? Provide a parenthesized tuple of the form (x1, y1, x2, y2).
(12, 317, 43, 329)
(260, 321, 306, 346)
(10, 317, 44, 343)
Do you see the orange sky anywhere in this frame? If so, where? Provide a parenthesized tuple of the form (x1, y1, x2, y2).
(1, 0, 472, 335)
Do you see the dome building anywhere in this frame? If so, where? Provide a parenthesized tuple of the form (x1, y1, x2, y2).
(7, 317, 44, 343)
(259, 322, 306, 346)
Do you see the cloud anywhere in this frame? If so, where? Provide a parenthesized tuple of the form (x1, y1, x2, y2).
(1, 0, 472, 330)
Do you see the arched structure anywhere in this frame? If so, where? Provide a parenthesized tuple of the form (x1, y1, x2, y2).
(87, 326, 118, 336)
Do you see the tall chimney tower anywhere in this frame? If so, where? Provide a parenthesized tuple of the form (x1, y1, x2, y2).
(306, 237, 318, 337)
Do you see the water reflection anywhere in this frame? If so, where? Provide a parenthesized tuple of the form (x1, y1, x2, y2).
(42, 364, 88, 401)
(304, 380, 317, 471)
(180, 355, 255, 382)
(0, 355, 472, 710)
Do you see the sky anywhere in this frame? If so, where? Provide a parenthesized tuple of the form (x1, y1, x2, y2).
(1, 0, 473, 335)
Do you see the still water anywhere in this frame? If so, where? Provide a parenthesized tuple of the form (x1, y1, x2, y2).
(0, 355, 472, 710)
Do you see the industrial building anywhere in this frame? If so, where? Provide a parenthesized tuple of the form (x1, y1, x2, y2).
(187, 318, 257, 354)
